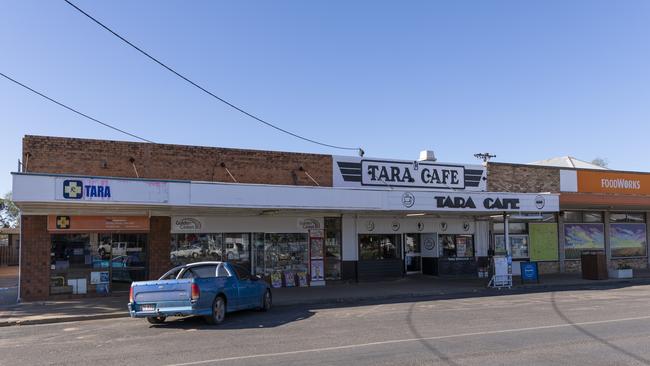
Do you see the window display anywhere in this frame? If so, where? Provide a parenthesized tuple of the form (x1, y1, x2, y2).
(494, 234, 529, 259)
(51, 233, 147, 295)
(440, 234, 474, 258)
(564, 223, 605, 259)
(610, 223, 647, 258)
(171, 233, 250, 270)
(359, 234, 400, 260)
(263, 233, 309, 287)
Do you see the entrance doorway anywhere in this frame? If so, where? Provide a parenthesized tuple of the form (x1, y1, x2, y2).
(404, 233, 422, 274)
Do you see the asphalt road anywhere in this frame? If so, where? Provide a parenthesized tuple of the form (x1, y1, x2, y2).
(2, 285, 650, 366)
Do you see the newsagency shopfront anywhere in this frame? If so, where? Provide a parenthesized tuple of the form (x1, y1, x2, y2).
(12, 156, 558, 300)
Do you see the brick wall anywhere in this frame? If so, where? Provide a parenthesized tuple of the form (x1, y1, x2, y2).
(148, 217, 172, 280)
(23, 135, 333, 187)
(487, 163, 560, 193)
(20, 216, 50, 301)
(537, 261, 560, 274)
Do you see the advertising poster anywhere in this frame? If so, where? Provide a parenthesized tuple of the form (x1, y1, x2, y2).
(271, 272, 283, 288)
(610, 223, 647, 258)
(310, 238, 324, 259)
(297, 271, 308, 287)
(564, 224, 605, 259)
(284, 271, 295, 287)
(529, 223, 559, 261)
(310, 260, 325, 284)
(90, 271, 109, 285)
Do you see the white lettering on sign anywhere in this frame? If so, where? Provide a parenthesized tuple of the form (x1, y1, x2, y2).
(601, 178, 641, 190)
(361, 160, 465, 189)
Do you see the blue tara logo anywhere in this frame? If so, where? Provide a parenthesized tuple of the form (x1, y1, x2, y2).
(63, 179, 111, 199)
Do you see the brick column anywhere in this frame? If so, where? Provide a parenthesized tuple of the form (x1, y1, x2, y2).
(20, 215, 50, 301)
(148, 216, 171, 280)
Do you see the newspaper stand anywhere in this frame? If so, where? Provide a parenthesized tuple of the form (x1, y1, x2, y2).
(488, 255, 512, 289)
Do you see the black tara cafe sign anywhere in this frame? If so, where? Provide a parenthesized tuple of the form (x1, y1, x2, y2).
(362, 160, 466, 189)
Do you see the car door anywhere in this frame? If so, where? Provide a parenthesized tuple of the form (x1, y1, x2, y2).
(231, 264, 256, 309)
(218, 263, 240, 311)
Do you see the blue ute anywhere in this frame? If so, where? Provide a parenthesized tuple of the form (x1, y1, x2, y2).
(128, 261, 271, 325)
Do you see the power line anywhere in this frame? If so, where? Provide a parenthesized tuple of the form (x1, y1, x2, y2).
(63, 0, 363, 155)
(0, 72, 154, 143)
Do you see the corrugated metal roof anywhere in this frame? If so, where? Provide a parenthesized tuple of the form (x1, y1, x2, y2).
(528, 156, 608, 170)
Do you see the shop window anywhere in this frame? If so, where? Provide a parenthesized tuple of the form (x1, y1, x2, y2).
(563, 211, 603, 223)
(494, 235, 529, 259)
(564, 223, 604, 259)
(171, 233, 251, 270)
(253, 233, 265, 276)
(98, 233, 148, 292)
(440, 235, 474, 258)
(610, 222, 647, 258)
(359, 234, 401, 260)
(324, 217, 342, 280)
(493, 222, 527, 234)
(50, 234, 93, 295)
(263, 233, 309, 286)
(610, 213, 646, 223)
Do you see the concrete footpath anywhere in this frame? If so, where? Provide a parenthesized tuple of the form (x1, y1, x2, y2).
(2, 272, 650, 327)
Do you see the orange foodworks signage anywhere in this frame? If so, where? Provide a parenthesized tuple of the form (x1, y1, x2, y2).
(577, 171, 650, 195)
(47, 216, 150, 232)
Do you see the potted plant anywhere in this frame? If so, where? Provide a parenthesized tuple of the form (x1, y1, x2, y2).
(611, 263, 633, 279)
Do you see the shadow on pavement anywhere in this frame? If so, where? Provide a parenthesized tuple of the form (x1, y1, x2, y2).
(550, 291, 650, 365)
(146, 306, 316, 330)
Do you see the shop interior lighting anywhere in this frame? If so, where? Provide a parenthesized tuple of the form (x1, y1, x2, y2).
(406, 213, 426, 217)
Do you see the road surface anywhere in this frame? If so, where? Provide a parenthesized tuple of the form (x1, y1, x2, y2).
(2, 284, 650, 365)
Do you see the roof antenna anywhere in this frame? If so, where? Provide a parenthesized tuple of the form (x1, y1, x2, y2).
(474, 153, 496, 164)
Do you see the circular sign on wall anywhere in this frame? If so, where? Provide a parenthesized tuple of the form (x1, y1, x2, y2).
(402, 192, 415, 208)
(366, 220, 375, 232)
(535, 195, 546, 209)
(391, 221, 400, 231)
(424, 238, 435, 251)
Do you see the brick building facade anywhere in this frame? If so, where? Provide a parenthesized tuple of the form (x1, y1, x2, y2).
(12, 135, 650, 301)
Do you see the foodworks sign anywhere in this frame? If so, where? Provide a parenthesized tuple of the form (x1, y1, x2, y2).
(576, 170, 650, 195)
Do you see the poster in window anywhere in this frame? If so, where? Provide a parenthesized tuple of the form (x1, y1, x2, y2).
(297, 271, 308, 287)
(564, 223, 605, 259)
(529, 223, 559, 261)
(610, 223, 647, 258)
(310, 260, 325, 284)
(310, 238, 324, 259)
(284, 271, 295, 287)
(271, 272, 283, 288)
(90, 271, 109, 284)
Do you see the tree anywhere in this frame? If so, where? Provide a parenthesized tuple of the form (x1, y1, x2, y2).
(0, 191, 19, 228)
(591, 157, 609, 168)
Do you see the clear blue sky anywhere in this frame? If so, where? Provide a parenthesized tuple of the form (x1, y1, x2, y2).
(1, 1, 649, 194)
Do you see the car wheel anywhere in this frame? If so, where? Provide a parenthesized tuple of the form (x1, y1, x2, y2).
(146, 316, 166, 324)
(205, 296, 226, 325)
(259, 290, 272, 312)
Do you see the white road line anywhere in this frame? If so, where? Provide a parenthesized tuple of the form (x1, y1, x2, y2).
(165, 315, 650, 366)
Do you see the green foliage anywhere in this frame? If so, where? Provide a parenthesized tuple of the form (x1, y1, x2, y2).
(0, 191, 19, 228)
(591, 157, 609, 168)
